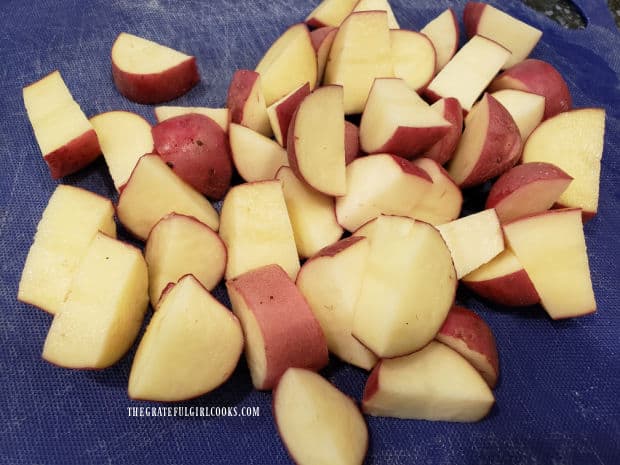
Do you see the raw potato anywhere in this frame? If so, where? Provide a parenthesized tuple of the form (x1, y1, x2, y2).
(154, 106, 229, 132)
(353, 0, 400, 29)
(42, 232, 148, 369)
(226, 70, 272, 137)
(229, 123, 289, 182)
(128, 275, 243, 401)
(111, 32, 199, 104)
(145, 213, 227, 307)
(267, 82, 310, 146)
(274, 368, 368, 465)
(490, 89, 545, 141)
(116, 154, 219, 241)
(305, 0, 358, 29)
(390, 30, 436, 92)
(420, 8, 460, 72)
(226, 264, 328, 390)
(411, 157, 462, 225)
(363, 341, 495, 422)
(18, 185, 116, 314)
(23, 70, 101, 179)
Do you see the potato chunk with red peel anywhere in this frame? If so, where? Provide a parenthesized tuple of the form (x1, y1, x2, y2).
(274, 368, 368, 465)
(310, 27, 338, 82)
(362, 341, 495, 422)
(111, 32, 199, 104)
(18, 185, 116, 315)
(424, 98, 463, 165)
(437, 305, 500, 388)
(522, 108, 605, 221)
(352, 215, 457, 358)
(219, 181, 299, 280)
(425, 35, 510, 112)
(255, 24, 317, 105)
(145, 213, 226, 307)
(437, 209, 505, 279)
(23, 70, 101, 179)
(344, 121, 361, 164)
(90, 111, 154, 191)
(226, 70, 272, 137)
(489, 59, 572, 120)
(267, 82, 310, 146)
(324, 11, 394, 114)
(335, 154, 433, 232)
(420, 8, 459, 72)
(353, 0, 400, 28)
(226, 265, 328, 390)
(390, 30, 436, 92)
(448, 93, 522, 188)
(503, 208, 596, 319)
(296, 237, 377, 370)
(305, 0, 358, 28)
(359, 78, 451, 159)
(462, 249, 540, 307)
(490, 89, 545, 141)
(463, 2, 542, 69)
(229, 124, 289, 182)
(287, 86, 346, 196)
(486, 162, 573, 223)
(116, 154, 219, 241)
(276, 166, 343, 259)
(43, 233, 148, 369)
(152, 113, 232, 200)
(128, 275, 243, 401)
(154, 106, 229, 132)
(411, 157, 462, 225)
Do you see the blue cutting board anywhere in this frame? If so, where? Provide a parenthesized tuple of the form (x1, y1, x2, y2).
(0, 0, 619, 463)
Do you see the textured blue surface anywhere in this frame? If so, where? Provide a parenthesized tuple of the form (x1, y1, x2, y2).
(1, 0, 619, 464)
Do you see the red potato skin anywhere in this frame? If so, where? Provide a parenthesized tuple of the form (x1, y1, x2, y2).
(458, 94, 523, 188)
(310, 26, 337, 51)
(226, 70, 261, 125)
(362, 360, 382, 405)
(369, 125, 451, 160)
(273, 83, 311, 147)
(306, 17, 328, 29)
(152, 114, 232, 200)
(390, 155, 433, 182)
(43, 129, 101, 179)
(554, 202, 596, 223)
(463, 270, 540, 307)
(463, 2, 486, 38)
(436, 305, 499, 388)
(111, 58, 199, 104)
(486, 162, 572, 209)
(310, 235, 366, 260)
(424, 98, 463, 165)
(344, 121, 360, 164)
(489, 59, 572, 120)
(227, 264, 328, 390)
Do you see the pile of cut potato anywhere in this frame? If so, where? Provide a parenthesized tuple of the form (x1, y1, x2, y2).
(18, 1, 605, 463)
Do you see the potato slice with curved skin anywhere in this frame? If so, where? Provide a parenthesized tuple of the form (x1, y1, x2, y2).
(335, 154, 433, 232)
(305, 0, 358, 28)
(152, 114, 232, 199)
(255, 24, 317, 105)
(43, 233, 148, 369)
(437, 305, 500, 388)
(128, 275, 243, 401)
(390, 30, 436, 92)
(463, 2, 542, 69)
(276, 166, 343, 259)
(23, 71, 101, 179)
(116, 154, 219, 241)
(219, 181, 299, 280)
(353, 0, 399, 28)
(111, 32, 199, 104)
(521, 108, 605, 220)
(287, 86, 346, 196)
(154, 106, 229, 132)
(362, 341, 495, 422)
(229, 124, 288, 182)
(267, 82, 310, 146)
(352, 215, 457, 358)
(486, 162, 573, 223)
(424, 97, 463, 165)
(296, 237, 377, 370)
(226, 265, 328, 390)
(310, 27, 338, 83)
(274, 368, 368, 465)
(420, 8, 459, 72)
(145, 213, 226, 307)
(18, 185, 116, 315)
(490, 89, 545, 141)
(359, 78, 451, 159)
(489, 59, 572, 120)
(411, 157, 462, 225)
(344, 121, 361, 164)
(448, 93, 522, 188)
(226, 70, 272, 137)
(462, 249, 540, 307)
(503, 208, 596, 319)
(324, 11, 394, 114)
(90, 111, 153, 191)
